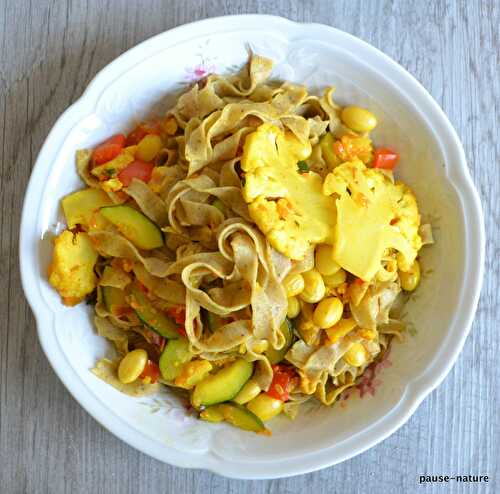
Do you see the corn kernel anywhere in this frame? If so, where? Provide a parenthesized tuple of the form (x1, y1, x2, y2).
(312, 297, 344, 329)
(325, 318, 357, 344)
(299, 269, 325, 303)
(118, 349, 148, 384)
(400, 260, 421, 291)
(323, 269, 347, 288)
(343, 342, 369, 367)
(246, 393, 284, 421)
(283, 273, 305, 297)
(341, 106, 377, 133)
(287, 296, 301, 319)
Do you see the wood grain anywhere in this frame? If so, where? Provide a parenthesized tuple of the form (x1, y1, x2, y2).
(1, 1, 498, 492)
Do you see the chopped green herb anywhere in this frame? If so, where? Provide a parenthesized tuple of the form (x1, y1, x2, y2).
(105, 167, 116, 178)
(297, 161, 309, 173)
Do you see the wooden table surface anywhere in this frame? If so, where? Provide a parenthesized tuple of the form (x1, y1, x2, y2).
(1, 1, 498, 492)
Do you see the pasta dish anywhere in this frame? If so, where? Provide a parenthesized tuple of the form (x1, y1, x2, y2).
(48, 54, 432, 434)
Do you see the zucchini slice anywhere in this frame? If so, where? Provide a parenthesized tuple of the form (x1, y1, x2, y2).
(102, 286, 128, 315)
(62, 188, 112, 229)
(129, 284, 179, 339)
(201, 403, 267, 433)
(159, 338, 193, 381)
(199, 405, 224, 423)
(100, 205, 163, 250)
(191, 358, 253, 408)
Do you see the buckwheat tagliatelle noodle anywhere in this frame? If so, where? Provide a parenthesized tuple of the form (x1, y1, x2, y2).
(48, 54, 432, 434)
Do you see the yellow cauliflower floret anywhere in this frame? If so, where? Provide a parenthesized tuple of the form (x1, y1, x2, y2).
(392, 181, 422, 271)
(241, 123, 337, 260)
(48, 230, 98, 306)
(323, 160, 421, 280)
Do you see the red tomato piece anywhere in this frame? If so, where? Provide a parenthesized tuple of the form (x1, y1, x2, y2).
(112, 305, 133, 317)
(91, 134, 126, 166)
(166, 306, 187, 337)
(266, 364, 296, 402)
(125, 122, 160, 146)
(117, 160, 154, 186)
(176, 326, 187, 337)
(167, 306, 186, 325)
(140, 360, 160, 384)
(373, 147, 400, 170)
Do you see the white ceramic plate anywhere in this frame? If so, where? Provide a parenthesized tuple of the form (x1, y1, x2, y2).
(20, 15, 485, 479)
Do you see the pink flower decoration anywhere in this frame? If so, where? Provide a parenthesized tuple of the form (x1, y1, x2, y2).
(185, 63, 217, 82)
(339, 346, 393, 403)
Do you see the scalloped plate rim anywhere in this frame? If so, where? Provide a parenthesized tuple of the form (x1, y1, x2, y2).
(19, 15, 485, 479)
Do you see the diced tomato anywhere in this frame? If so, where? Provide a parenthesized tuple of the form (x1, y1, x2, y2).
(140, 360, 160, 384)
(373, 147, 400, 170)
(167, 306, 186, 325)
(117, 160, 154, 186)
(354, 277, 365, 286)
(112, 305, 133, 317)
(176, 326, 187, 337)
(125, 122, 160, 146)
(166, 306, 187, 337)
(266, 364, 296, 402)
(91, 134, 126, 166)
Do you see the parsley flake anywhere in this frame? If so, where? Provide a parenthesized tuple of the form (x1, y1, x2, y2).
(297, 161, 309, 173)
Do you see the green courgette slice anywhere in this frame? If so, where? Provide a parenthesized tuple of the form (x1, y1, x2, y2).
(159, 338, 193, 381)
(100, 205, 163, 250)
(129, 284, 179, 339)
(191, 358, 253, 408)
(102, 286, 128, 315)
(201, 403, 267, 433)
(62, 188, 112, 229)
